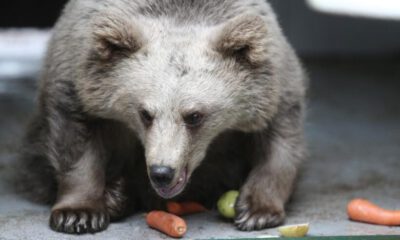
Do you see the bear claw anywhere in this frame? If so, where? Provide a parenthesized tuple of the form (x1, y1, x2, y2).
(234, 192, 285, 231)
(235, 210, 284, 231)
(50, 208, 109, 234)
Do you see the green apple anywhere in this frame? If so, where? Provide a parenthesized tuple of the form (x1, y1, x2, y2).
(217, 190, 239, 218)
(278, 223, 309, 237)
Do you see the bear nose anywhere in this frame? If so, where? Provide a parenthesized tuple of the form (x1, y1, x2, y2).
(150, 165, 175, 187)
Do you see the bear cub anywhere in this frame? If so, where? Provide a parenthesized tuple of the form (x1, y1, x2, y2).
(20, 0, 307, 234)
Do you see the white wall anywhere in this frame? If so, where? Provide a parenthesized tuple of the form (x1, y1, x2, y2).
(269, 0, 400, 57)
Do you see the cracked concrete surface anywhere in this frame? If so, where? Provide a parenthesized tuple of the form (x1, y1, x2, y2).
(0, 59, 399, 239)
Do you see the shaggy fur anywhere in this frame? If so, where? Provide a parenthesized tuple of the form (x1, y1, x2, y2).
(19, 0, 307, 234)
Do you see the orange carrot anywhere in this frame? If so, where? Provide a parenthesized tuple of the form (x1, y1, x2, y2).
(146, 211, 187, 238)
(167, 201, 207, 216)
(347, 198, 400, 226)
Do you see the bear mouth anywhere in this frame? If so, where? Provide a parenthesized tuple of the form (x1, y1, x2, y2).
(154, 166, 188, 199)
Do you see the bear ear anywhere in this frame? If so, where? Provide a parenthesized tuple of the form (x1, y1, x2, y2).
(213, 14, 268, 66)
(92, 15, 144, 61)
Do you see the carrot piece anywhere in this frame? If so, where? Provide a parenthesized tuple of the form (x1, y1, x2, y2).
(167, 201, 207, 216)
(347, 198, 400, 226)
(146, 210, 187, 238)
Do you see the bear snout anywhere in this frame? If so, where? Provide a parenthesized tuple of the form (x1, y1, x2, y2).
(149, 165, 175, 188)
(149, 165, 189, 199)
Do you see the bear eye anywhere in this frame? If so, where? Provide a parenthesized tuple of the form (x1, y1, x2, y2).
(183, 112, 204, 128)
(139, 109, 153, 127)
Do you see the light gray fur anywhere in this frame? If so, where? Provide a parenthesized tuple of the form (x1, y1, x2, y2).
(19, 0, 307, 234)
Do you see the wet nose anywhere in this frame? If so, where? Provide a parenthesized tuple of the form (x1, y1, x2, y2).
(150, 165, 175, 187)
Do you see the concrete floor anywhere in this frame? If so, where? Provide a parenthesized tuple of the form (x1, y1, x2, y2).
(0, 58, 399, 239)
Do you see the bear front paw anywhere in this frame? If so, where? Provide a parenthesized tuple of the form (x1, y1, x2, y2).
(234, 193, 285, 231)
(50, 208, 110, 234)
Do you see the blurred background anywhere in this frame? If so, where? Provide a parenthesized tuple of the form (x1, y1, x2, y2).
(1, 0, 400, 54)
(1, 0, 400, 78)
(0, 1, 399, 238)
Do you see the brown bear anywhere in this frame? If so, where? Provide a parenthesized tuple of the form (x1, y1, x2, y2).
(19, 0, 307, 234)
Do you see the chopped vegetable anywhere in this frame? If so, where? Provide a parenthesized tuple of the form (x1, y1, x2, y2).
(347, 198, 400, 226)
(167, 201, 207, 216)
(217, 190, 239, 218)
(146, 210, 187, 238)
(278, 223, 309, 237)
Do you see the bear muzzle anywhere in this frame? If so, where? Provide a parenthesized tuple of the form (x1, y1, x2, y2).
(149, 165, 188, 199)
